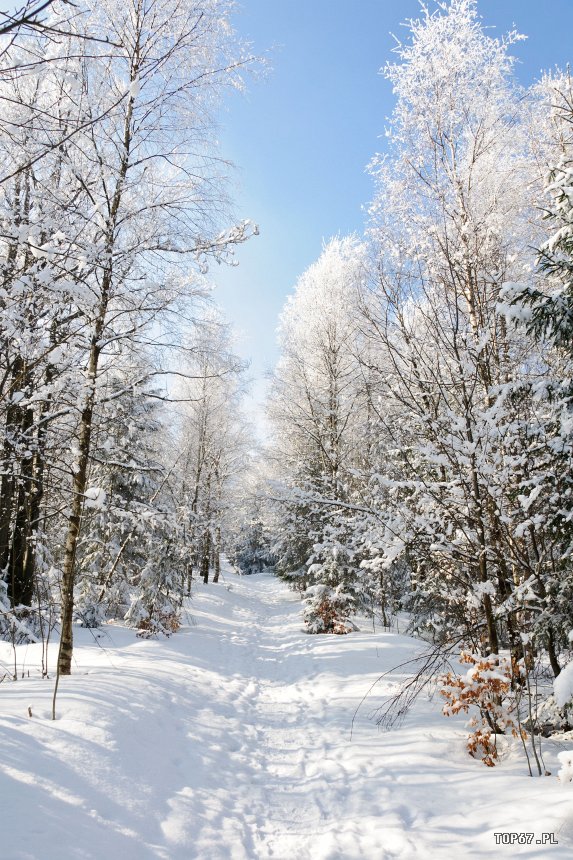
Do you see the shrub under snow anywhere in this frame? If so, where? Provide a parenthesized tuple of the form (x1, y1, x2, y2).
(557, 751, 573, 784)
(303, 584, 355, 634)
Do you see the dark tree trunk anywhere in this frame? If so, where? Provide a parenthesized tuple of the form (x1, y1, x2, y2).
(212, 526, 221, 583)
(201, 530, 211, 584)
(56, 67, 137, 675)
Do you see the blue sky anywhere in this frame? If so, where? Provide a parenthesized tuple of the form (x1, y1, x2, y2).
(214, 0, 573, 423)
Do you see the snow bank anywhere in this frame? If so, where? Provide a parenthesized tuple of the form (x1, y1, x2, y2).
(554, 660, 573, 708)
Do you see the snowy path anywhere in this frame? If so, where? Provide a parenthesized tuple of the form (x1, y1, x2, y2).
(1, 570, 573, 859)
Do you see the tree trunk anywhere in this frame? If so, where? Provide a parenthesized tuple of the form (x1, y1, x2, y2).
(57, 343, 99, 674)
(213, 526, 221, 583)
(56, 63, 137, 674)
(201, 530, 211, 584)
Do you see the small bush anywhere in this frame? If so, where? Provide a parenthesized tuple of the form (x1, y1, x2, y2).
(74, 601, 106, 629)
(303, 584, 354, 634)
(135, 610, 181, 638)
(438, 651, 526, 766)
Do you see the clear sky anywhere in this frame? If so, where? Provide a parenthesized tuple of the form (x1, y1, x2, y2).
(211, 0, 573, 426)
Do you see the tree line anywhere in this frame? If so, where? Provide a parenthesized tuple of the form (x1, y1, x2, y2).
(254, 0, 573, 753)
(0, 0, 256, 676)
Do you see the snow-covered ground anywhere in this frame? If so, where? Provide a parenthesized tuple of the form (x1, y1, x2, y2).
(1, 568, 572, 860)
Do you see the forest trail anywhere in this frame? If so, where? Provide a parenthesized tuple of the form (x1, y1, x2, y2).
(1, 567, 573, 860)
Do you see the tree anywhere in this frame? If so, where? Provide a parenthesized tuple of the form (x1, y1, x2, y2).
(73, 362, 166, 627)
(363, 0, 549, 659)
(501, 72, 573, 674)
(0, 40, 91, 622)
(174, 314, 249, 587)
(268, 236, 369, 614)
(229, 464, 275, 576)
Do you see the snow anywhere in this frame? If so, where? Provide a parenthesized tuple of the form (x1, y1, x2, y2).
(129, 77, 140, 99)
(83, 487, 107, 509)
(1, 567, 573, 859)
(557, 751, 573, 785)
(554, 660, 573, 708)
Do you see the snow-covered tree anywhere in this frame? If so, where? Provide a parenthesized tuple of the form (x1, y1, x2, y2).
(171, 313, 250, 587)
(268, 236, 370, 621)
(0, 34, 92, 626)
(501, 73, 573, 674)
(363, 0, 553, 660)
